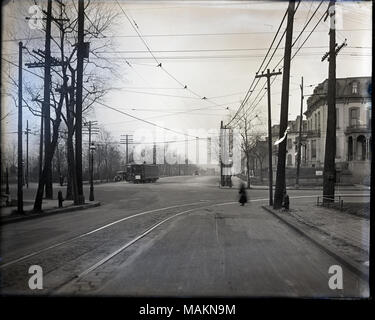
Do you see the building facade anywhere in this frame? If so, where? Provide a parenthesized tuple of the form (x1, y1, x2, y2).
(271, 116, 307, 168)
(304, 76, 371, 183)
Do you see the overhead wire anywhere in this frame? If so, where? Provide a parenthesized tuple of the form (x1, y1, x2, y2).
(231, 0, 326, 128)
(115, 0, 222, 108)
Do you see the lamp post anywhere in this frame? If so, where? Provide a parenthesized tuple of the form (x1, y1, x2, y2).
(89, 142, 96, 201)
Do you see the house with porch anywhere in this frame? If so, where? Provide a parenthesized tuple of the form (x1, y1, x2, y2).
(304, 76, 371, 184)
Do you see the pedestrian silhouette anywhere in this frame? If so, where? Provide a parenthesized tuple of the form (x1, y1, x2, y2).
(239, 182, 248, 206)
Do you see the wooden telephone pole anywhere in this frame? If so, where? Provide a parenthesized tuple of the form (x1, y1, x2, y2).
(255, 68, 282, 206)
(295, 76, 304, 187)
(25, 120, 31, 188)
(274, 1, 295, 209)
(321, 0, 346, 203)
(17, 42, 25, 214)
(44, 0, 53, 199)
(75, 0, 85, 204)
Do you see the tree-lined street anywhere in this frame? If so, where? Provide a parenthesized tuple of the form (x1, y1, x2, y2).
(1, 0, 371, 300)
(0, 176, 369, 296)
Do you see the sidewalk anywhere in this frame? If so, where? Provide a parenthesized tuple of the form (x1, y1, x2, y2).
(236, 179, 369, 191)
(262, 202, 369, 280)
(0, 198, 101, 225)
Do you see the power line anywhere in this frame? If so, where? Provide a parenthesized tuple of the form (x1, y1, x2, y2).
(2, 28, 371, 42)
(1, 57, 44, 80)
(226, 4, 290, 126)
(232, 0, 328, 127)
(85, 96, 206, 139)
(115, 0, 222, 108)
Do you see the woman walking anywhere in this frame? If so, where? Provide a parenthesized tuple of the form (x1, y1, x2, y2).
(239, 182, 248, 206)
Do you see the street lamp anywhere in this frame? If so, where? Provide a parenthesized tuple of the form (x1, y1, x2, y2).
(89, 142, 96, 201)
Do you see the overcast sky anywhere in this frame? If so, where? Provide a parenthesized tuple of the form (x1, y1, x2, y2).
(1, 0, 372, 157)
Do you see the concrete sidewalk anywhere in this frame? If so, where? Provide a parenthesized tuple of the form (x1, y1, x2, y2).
(262, 202, 369, 280)
(0, 199, 101, 225)
(248, 184, 370, 191)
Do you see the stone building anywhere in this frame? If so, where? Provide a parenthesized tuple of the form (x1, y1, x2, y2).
(304, 76, 371, 183)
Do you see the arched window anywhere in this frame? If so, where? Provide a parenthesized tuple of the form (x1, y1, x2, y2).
(357, 135, 366, 161)
(348, 137, 353, 161)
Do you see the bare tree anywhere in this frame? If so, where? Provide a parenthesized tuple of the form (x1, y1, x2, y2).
(2, 0, 119, 210)
(237, 111, 260, 189)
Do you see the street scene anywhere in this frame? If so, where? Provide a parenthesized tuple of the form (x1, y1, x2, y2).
(0, 0, 372, 299)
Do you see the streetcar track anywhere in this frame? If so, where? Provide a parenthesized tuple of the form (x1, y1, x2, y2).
(2, 193, 368, 294)
(0, 200, 209, 268)
(55, 201, 236, 293)
(1, 193, 365, 269)
(2, 193, 364, 269)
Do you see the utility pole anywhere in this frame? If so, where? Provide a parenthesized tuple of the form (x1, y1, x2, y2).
(196, 137, 199, 165)
(5, 167, 10, 195)
(88, 121, 93, 201)
(207, 137, 211, 165)
(120, 134, 133, 165)
(126, 135, 129, 164)
(75, 0, 85, 204)
(153, 143, 157, 164)
(17, 42, 24, 214)
(220, 121, 224, 186)
(321, 2, 347, 204)
(296, 76, 304, 188)
(39, 107, 44, 181)
(274, 1, 295, 209)
(321, 0, 343, 203)
(44, 0, 53, 199)
(25, 120, 31, 188)
(255, 68, 282, 206)
(185, 135, 189, 175)
(83, 121, 98, 201)
(26, 0, 66, 199)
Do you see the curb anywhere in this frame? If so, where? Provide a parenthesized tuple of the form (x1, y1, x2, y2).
(261, 205, 369, 282)
(248, 187, 367, 191)
(0, 202, 101, 226)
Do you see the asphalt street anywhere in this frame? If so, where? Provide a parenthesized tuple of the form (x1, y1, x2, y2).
(0, 176, 369, 297)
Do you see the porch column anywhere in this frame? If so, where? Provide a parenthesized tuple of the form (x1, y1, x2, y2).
(353, 135, 357, 160)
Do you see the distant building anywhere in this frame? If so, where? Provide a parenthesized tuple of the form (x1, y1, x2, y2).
(304, 76, 371, 183)
(271, 116, 307, 168)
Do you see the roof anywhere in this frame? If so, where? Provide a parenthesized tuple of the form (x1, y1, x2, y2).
(305, 76, 372, 115)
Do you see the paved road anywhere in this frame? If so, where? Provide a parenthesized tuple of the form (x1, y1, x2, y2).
(0, 176, 369, 297)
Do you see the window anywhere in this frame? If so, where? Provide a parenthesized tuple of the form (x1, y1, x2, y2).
(311, 140, 316, 159)
(287, 154, 292, 166)
(314, 114, 317, 130)
(336, 108, 340, 128)
(352, 82, 358, 94)
(317, 111, 321, 131)
(287, 138, 292, 150)
(349, 108, 359, 126)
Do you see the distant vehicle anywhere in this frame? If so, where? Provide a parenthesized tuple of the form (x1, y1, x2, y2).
(114, 171, 126, 182)
(194, 170, 199, 176)
(125, 164, 159, 183)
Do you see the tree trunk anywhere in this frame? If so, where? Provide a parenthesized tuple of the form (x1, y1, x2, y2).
(259, 160, 263, 182)
(34, 95, 64, 212)
(246, 152, 251, 189)
(65, 79, 79, 204)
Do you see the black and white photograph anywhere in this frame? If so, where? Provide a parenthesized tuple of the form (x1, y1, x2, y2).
(0, 0, 372, 305)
